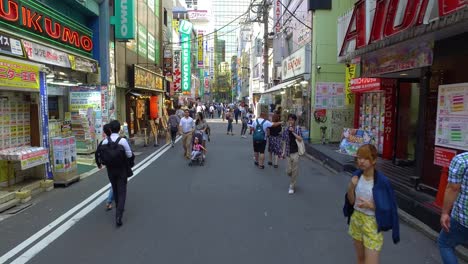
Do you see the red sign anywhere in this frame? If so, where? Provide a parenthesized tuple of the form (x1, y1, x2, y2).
(382, 79, 397, 160)
(340, 0, 467, 56)
(434, 147, 457, 167)
(350, 78, 381, 93)
(149, 96, 158, 120)
(0, 0, 93, 53)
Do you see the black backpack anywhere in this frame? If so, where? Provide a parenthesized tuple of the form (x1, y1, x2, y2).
(96, 137, 127, 168)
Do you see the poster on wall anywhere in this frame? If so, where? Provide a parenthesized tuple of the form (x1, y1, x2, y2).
(339, 128, 377, 156)
(435, 83, 468, 151)
(315, 82, 345, 109)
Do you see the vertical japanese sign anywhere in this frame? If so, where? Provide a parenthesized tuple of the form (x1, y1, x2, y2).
(345, 64, 356, 105)
(274, 0, 282, 34)
(112, 0, 136, 40)
(173, 50, 181, 92)
(179, 20, 193, 93)
(209, 47, 214, 78)
(382, 79, 397, 160)
(39, 73, 53, 179)
(197, 32, 204, 68)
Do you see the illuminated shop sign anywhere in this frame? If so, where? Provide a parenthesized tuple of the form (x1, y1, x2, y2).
(0, 0, 94, 55)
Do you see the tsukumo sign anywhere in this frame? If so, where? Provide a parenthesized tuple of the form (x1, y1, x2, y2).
(0, 0, 94, 53)
(111, 0, 135, 40)
(179, 20, 193, 93)
(339, 0, 467, 57)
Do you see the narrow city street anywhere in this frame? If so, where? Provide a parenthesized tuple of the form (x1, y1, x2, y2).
(0, 120, 455, 264)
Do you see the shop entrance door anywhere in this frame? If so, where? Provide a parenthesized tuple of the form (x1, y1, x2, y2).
(394, 81, 420, 165)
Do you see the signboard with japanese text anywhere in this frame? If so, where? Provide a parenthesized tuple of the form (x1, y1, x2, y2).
(197, 32, 204, 68)
(434, 147, 457, 168)
(138, 24, 148, 58)
(22, 40, 71, 68)
(39, 72, 53, 178)
(345, 64, 356, 105)
(350, 78, 381, 93)
(113, 0, 136, 40)
(133, 65, 164, 91)
(382, 79, 397, 159)
(69, 56, 98, 73)
(173, 50, 181, 92)
(282, 45, 310, 80)
(0, 57, 39, 90)
(435, 83, 468, 151)
(0, 32, 23, 57)
(148, 33, 156, 62)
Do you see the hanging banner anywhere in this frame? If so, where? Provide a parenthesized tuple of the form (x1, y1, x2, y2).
(39, 73, 53, 178)
(0, 57, 39, 90)
(345, 64, 356, 104)
(181, 33, 191, 92)
(173, 50, 181, 92)
(209, 47, 214, 78)
(197, 32, 204, 68)
(382, 79, 397, 159)
(112, 0, 136, 40)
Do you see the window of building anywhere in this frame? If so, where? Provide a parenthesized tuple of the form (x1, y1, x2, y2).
(164, 8, 168, 26)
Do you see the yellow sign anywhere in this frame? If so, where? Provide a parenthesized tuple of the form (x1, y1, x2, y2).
(0, 58, 39, 90)
(345, 64, 356, 105)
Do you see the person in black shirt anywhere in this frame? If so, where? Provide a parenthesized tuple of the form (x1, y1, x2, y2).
(267, 113, 282, 168)
(281, 114, 303, 194)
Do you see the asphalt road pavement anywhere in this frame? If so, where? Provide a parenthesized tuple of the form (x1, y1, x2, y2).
(0, 119, 458, 264)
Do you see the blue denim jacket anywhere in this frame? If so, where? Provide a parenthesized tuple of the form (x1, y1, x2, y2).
(343, 169, 400, 244)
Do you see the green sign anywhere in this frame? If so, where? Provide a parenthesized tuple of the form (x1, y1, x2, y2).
(181, 33, 191, 92)
(138, 24, 147, 57)
(148, 33, 155, 62)
(179, 20, 193, 35)
(111, 0, 136, 40)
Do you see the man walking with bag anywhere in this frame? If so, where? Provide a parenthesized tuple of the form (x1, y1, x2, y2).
(250, 112, 281, 169)
(281, 114, 303, 194)
(96, 120, 134, 227)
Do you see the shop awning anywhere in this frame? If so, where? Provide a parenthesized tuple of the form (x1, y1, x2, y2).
(128, 91, 143, 97)
(262, 79, 297, 94)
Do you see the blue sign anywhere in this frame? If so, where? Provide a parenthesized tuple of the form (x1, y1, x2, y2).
(39, 73, 53, 179)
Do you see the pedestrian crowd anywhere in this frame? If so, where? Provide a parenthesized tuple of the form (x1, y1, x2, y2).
(93, 100, 467, 264)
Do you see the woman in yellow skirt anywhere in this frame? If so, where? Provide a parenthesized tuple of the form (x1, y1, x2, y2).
(346, 144, 400, 264)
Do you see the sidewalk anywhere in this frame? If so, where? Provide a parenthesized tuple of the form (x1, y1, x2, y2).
(305, 142, 468, 261)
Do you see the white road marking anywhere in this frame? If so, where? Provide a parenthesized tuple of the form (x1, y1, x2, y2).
(1, 137, 180, 264)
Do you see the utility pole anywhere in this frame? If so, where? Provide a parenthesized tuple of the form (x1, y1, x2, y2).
(263, 1, 269, 91)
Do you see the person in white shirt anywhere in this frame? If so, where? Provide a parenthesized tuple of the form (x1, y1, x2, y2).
(97, 120, 133, 227)
(209, 105, 215, 119)
(179, 109, 195, 159)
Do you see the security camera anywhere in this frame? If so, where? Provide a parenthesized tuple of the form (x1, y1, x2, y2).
(316, 65, 322, 70)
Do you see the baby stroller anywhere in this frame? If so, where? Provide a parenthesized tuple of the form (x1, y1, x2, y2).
(189, 130, 205, 166)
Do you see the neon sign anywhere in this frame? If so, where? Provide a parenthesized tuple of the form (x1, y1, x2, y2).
(0, 0, 93, 54)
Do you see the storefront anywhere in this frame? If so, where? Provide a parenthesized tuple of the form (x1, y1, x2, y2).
(337, 0, 468, 190)
(0, 56, 50, 187)
(0, 0, 101, 184)
(262, 45, 311, 130)
(127, 65, 165, 139)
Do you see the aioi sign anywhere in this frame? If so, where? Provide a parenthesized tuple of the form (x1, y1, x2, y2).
(111, 0, 136, 40)
(0, 0, 94, 55)
(339, 0, 467, 57)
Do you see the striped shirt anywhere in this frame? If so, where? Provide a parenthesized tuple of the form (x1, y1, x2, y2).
(449, 152, 468, 228)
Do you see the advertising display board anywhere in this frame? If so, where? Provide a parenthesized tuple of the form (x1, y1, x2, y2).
(435, 83, 468, 151)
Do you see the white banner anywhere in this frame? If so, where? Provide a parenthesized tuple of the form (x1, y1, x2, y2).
(22, 40, 71, 68)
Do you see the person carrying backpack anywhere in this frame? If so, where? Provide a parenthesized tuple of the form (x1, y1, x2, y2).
(96, 120, 134, 227)
(249, 112, 282, 169)
(167, 109, 180, 147)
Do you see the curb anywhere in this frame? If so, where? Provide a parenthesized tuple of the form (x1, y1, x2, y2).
(305, 153, 468, 262)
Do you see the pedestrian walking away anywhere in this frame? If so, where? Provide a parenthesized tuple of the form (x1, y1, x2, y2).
(250, 112, 281, 169)
(95, 120, 135, 227)
(167, 109, 180, 147)
(96, 123, 114, 211)
(226, 109, 234, 135)
(344, 144, 400, 264)
(179, 109, 195, 159)
(234, 107, 240, 124)
(268, 113, 282, 168)
(240, 114, 249, 138)
(281, 114, 303, 194)
(438, 152, 468, 264)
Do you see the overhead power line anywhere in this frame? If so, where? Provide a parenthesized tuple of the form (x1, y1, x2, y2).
(279, 1, 312, 30)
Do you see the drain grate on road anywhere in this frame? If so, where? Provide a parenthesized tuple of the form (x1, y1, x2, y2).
(2, 203, 32, 215)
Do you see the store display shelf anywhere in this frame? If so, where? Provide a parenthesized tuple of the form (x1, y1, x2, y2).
(0, 147, 48, 170)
